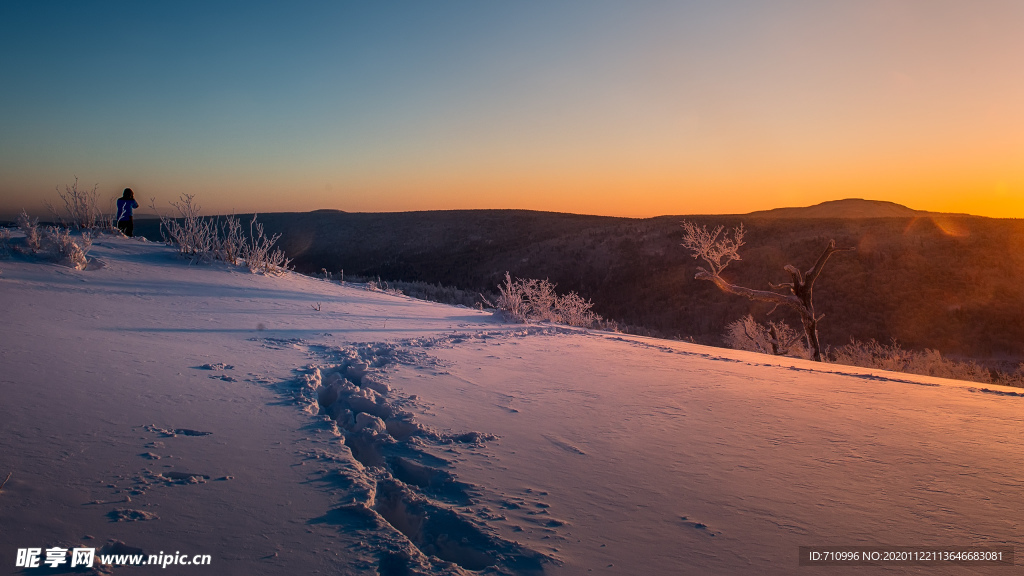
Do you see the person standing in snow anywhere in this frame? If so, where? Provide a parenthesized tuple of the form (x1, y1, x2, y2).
(116, 188, 139, 237)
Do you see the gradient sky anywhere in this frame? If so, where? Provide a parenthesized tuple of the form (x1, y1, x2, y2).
(1, 1, 1022, 218)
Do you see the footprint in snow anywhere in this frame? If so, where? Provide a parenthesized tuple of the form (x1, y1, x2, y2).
(144, 425, 212, 437)
(161, 471, 211, 484)
(681, 516, 718, 536)
(196, 363, 234, 370)
(108, 508, 159, 522)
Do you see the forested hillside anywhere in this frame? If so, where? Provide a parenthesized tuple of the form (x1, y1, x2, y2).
(137, 209, 1024, 362)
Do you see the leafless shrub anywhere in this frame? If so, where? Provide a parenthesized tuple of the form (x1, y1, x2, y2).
(151, 196, 291, 275)
(724, 314, 809, 358)
(554, 291, 599, 328)
(519, 277, 559, 322)
(494, 272, 531, 323)
(365, 276, 403, 295)
(241, 215, 292, 275)
(591, 317, 621, 333)
(16, 211, 41, 253)
(491, 271, 602, 328)
(9, 211, 90, 269)
(155, 194, 218, 260)
(216, 215, 245, 265)
(45, 176, 103, 230)
(830, 338, 992, 383)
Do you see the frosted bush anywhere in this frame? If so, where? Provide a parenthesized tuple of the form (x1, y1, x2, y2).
(364, 277, 402, 295)
(995, 365, 1024, 389)
(157, 194, 217, 260)
(724, 315, 808, 358)
(494, 272, 530, 323)
(520, 277, 559, 322)
(725, 315, 772, 353)
(241, 215, 292, 275)
(830, 338, 991, 384)
(153, 196, 291, 275)
(41, 226, 91, 270)
(17, 210, 41, 253)
(492, 272, 602, 328)
(215, 215, 244, 265)
(554, 291, 599, 328)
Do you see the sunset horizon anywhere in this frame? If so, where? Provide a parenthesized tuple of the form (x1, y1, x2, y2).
(3, 1, 1022, 219)
(0, 193, 1014, 223)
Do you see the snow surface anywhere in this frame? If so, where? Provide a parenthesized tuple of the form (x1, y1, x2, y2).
(2, 235, 1023, 575)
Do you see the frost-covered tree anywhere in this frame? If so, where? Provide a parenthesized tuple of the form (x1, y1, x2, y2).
(681, 221, 846, 362)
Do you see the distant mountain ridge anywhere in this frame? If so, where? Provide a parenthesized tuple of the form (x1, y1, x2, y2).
(0, 198, 979, 224)
(132, 201, 1024, 362)
(745, 198, 926, 219)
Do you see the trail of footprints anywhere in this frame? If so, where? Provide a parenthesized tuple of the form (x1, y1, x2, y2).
(289, 339, 558, 575)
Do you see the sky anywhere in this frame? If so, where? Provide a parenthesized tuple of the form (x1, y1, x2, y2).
(1, 0, 1022, 219)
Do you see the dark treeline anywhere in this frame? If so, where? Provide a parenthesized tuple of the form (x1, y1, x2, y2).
(136, 210, 1024, 363)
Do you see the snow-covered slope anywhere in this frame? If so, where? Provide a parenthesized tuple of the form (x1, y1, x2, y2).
(1, 236, 1022, 575)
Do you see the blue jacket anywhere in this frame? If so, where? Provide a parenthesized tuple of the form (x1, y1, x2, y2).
(117, 198, 139, 222)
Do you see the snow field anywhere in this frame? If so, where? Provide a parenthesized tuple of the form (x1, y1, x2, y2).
(2, 234, 1023, 575)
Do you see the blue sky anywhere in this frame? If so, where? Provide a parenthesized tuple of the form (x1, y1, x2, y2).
(2, 1, 1022, 218)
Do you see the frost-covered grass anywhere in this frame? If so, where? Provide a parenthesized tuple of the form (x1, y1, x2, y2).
(724, 314, 1024, 387)
(829, 338, 1024, 386)
(378, 279, 482, 308)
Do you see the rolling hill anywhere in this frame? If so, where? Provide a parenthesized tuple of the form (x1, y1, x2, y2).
(135, 202, 1024, 364)
(745, 198, 925, 218)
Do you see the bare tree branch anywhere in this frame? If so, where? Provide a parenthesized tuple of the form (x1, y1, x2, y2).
(804, 240, 844, 286)
(694, 269, 799, 307)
